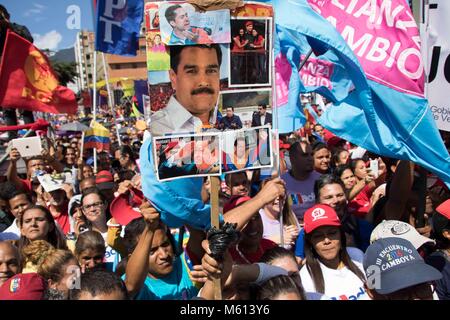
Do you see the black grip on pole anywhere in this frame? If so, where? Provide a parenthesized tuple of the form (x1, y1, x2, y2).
(206, 222, 239, 262)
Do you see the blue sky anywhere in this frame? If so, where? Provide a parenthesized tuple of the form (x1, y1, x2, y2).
(3, 1, 95, 51)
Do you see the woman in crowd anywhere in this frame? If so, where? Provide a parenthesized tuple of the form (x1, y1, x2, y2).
(347, 158, 386, 217)
(331, 148, 349, 170)
(18, 205, 68, 252)
(299, 204, 370, 300)
(259, 179, 299, 248)
(20, 240, 80, 299)
(80, 188, 120, 270)
(117, 145, 139, 175)
(256, 275, 306, 300)
(75, 230, 106, 272)
(312, 142, 331, 174)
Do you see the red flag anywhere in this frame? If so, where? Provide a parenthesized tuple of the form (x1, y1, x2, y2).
(0, 30, 77, 114)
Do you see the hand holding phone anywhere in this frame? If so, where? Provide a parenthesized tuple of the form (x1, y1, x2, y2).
(369, 159, 379, 179)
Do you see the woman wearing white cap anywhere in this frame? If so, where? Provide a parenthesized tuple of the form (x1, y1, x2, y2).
(300, 204, 370, 300)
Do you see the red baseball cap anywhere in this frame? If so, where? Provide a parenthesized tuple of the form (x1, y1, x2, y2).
(436, 199, 450, 220)
(223, 195, 251, 214)
(96, 170, 114, 184)
(0, 273, 46, 300)
(110, 188, 144, 226)
(303, 204, 341, 234)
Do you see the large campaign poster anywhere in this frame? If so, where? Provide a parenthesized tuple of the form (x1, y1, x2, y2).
(423, 0, 450, 132)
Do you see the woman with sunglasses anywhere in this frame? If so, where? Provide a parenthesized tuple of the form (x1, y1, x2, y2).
(80, 187, 120, 271)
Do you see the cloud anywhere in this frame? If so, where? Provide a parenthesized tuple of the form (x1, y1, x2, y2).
(33, 30, 62, 51)
(23, 3, 46, 17)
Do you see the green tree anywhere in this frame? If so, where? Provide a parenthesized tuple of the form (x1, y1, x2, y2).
(51, 61, 78, 86)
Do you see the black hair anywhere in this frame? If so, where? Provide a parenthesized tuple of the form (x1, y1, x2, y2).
(119, 145, 136, 162)
(350, 158, 365, 173)
(288, 140, 308, 160)
(258, 104, 267, 109)
(226, 106, 234, 111)
(165, 4, 182, 24)
(123, 217, 179, 256)
(334, 164, 353, 181)
(260, 246, 297, 265)
(234, 134, 248, 147)
(431, 211, 450, 249)
(331, 148, 349, 168)
(313, 174, 345, 202)
(255, 275, 306, 300)
(81, 187, 107, 206)
(311, 141, 328, 155)
(304, 226, 366, 294)
(18, 205, 68, 251)
(69, 269, 129, 300)
(118, 169, 136, 182)
(0, 181, 25, 201)
(74, 230, 106, 257)
(170, 44, 222, 73)
(225, 171, 248, 188)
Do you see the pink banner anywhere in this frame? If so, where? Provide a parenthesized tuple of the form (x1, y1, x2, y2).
(275, 54, 291, 107)
(308, 0, 424, 96)
(299, 55, 334, 90)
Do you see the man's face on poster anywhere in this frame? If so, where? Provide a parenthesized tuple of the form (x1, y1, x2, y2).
(258, 105, 266, 115)
(246, 23, 253, 33)
(259, 128, 268, 141)
(169, 47, 220, 121)
(171, 7, 190, 31)
(236, 139, 246, 159)
(193, 140, 204, 165)
(226, 108, 234, 118)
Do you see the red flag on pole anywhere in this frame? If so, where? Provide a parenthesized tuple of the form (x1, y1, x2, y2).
(0, 30, 77, 114)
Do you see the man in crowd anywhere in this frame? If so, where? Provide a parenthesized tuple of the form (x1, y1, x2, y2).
(219, 106, 243, 130)
(251, 104, 272, 128)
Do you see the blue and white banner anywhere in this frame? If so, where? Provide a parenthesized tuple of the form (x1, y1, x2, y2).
(273, 0, 450, 187)
(95, 0, 144, 56)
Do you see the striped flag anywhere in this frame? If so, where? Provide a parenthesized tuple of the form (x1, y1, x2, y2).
(84, 121, 110, 152)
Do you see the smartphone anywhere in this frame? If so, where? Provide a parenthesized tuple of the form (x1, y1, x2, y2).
(369, 159, 379, 179)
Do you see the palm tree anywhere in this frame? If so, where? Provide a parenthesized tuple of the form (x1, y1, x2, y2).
(51, 61, 78, 86)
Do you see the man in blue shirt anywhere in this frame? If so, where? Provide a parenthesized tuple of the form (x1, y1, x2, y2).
(219, 106, 243, 130)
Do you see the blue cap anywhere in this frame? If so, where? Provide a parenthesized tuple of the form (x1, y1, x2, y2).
(363, 237, 442, 295)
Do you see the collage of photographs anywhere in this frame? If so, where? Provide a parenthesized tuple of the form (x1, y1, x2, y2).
(145, 1, 275, 179)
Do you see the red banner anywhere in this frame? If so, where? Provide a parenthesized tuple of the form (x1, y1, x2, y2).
(0, 31, 77, 114)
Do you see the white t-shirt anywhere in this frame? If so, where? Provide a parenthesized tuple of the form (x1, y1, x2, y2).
(0, 219, 20, 241)
(300, 247, 370, 300)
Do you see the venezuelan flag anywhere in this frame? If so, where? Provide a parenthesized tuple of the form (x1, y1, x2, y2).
(84, 121, 110, 152)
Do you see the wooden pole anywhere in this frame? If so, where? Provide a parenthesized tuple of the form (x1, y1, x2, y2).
(209, 176, 222, 300)
(101, 52, 122, 146)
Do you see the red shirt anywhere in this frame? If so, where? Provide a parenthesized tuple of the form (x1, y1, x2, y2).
(347, 185, 374, 218)
(49, 204, 70, 235)
(229, 239, 277, 264)
(20, 178, 32, 193)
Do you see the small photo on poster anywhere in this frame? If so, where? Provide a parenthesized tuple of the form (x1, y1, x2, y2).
(153, 132, 221, 181)
(146, 31, 170, 71)
(221, 125, 272, 173)
(219, 88, 272, 129)
(229, 17, 272, 87)
(145, 2, 161, 31)
(159, 2, 231, 45)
